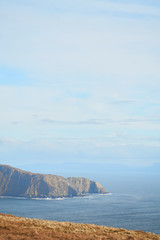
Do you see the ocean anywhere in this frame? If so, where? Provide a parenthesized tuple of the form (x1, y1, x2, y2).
(0, 191, 160, 235)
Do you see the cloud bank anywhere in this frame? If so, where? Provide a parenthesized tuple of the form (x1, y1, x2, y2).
(0, 0, 160, 172)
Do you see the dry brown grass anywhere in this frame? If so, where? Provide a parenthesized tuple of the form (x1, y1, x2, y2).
(0, 213, 159, 240)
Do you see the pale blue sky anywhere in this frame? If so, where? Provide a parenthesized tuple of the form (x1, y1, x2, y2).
(0, 0, 160, 176)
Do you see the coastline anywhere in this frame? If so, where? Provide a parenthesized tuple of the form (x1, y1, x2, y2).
(0, 213, 159, 240)
(0, 192, 111, 200)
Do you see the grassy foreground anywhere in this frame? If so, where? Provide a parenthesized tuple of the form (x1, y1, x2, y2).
(0, 213, 159, 240)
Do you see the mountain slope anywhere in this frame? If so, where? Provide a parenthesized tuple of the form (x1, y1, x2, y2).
(0, 164, 107, 198)
(0, 214, 159, 240)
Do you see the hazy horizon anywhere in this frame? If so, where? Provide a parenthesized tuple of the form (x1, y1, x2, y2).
(0, 0, 160, 182)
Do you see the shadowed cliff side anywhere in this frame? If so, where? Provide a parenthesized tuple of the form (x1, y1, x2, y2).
(0, 164, 107, 198)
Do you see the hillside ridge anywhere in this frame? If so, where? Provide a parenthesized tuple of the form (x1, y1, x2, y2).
(0, 213, 159, 240)
(0, 164, 107, 198)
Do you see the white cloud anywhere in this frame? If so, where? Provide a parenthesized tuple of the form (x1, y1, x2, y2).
(0, 1, 160, 169)
(0, 85, 160, 143)
(0, 0, 159, 83)
(0, 137, 160, 168)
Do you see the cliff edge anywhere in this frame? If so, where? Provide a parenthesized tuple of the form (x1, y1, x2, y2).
(0, 164, 107, 198)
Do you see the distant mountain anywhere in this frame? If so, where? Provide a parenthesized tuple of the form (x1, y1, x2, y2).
(0, 164, 107, 198)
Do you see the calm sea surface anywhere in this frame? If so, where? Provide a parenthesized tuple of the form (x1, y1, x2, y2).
(0, 192, 160, 234)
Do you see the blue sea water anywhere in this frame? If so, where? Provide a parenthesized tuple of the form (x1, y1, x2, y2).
(0, 192, 160, 235)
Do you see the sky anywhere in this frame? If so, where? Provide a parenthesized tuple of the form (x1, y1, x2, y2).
(0, 0, 160, 179)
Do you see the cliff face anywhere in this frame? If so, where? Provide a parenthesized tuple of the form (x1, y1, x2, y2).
(0, 165, 107, 198)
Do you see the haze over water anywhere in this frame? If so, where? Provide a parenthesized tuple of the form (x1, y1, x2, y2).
(0, 0, 160, 235)
(0, 173, 160, 235)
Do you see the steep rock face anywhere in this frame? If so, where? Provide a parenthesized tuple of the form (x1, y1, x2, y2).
(67, 177, 106, 194)
(0, 165, 107, 198)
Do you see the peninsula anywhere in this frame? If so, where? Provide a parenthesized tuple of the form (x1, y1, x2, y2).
(0, 164, 107, 198)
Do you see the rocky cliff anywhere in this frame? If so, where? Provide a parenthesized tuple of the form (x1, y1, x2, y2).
(0, 164, 107, 198)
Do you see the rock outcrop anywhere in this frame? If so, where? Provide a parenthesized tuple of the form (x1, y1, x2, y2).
(0, 164, 107, 198)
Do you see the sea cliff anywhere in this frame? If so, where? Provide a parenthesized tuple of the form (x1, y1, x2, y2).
(0, 164, 106, 198)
